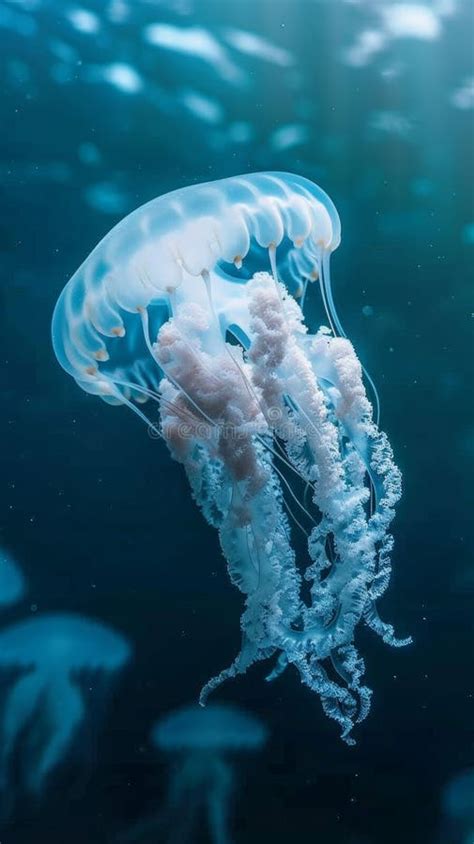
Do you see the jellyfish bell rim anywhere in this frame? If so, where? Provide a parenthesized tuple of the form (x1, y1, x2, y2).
(74, 171, 341, 263)
(53, 173, 341, 304)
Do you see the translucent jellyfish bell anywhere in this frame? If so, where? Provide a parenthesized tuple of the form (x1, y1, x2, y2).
(442, 768, 474, 844)
(443, 768, 474, 820)
(153, 703, 267, 752)
(124, 704, 267, 844)
(51, 172, 340, 402)
(0, 549, 26, 609)
(0, 613, 131, 797)
(52, 172, 410, 745)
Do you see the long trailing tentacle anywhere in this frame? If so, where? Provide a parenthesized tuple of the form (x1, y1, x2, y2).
(117, 269, 407, 746)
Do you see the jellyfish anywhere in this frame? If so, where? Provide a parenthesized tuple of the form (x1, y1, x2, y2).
(124, 703, 267, 844)
(52, 172, 410, 743)
(0, 548, 26, 609)
(0, 612, 131, 798)
(441, 768, 474, 844)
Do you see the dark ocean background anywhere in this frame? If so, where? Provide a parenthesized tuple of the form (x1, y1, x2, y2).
(1, 0, 473, 842)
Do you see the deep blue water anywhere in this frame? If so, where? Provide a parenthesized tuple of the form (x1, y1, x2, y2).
(1, 1, 473, 842)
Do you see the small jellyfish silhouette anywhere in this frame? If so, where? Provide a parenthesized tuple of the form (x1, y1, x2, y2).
(0, 612, 131, 799)
(441, 768, 474, 844)
(52, 172, 410, 743)
(0, 549, 26, 609)
(124, 704, 267, 844)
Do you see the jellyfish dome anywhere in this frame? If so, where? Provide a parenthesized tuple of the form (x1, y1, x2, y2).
(153, 703, 267, 753)
(0, 549, 26, 609)
(443, 768, 474, 821)
(52, 172, 410, 743)
(0, 612, 131, 795)
(127, 704, 267, 844)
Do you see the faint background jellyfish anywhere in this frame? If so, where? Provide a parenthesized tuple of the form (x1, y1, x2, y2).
(123, 703, 267, 844)
(52, 172, 410, 745)
(0, 549, 26, 610)
(440, 768, 474, 844)
(0, 613, 131, 808)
